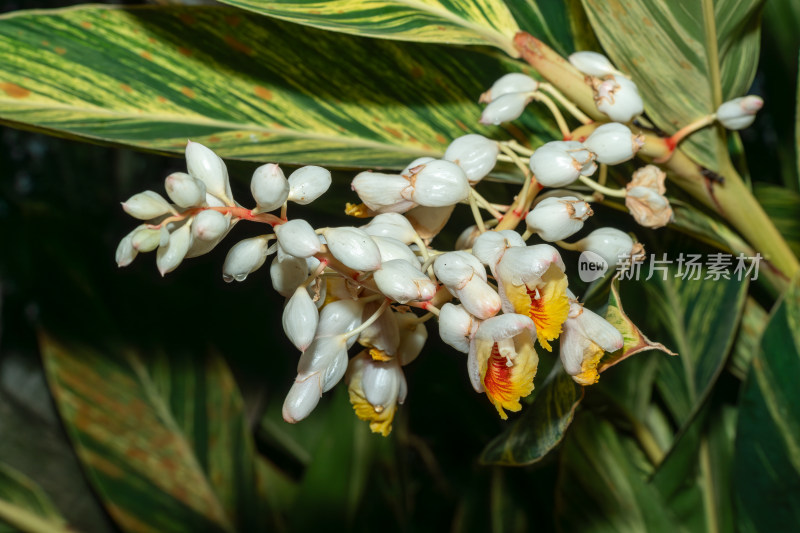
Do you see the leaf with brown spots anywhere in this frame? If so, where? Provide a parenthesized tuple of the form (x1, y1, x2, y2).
(39, 334, 264, 533)
(0, 5, 558, 171)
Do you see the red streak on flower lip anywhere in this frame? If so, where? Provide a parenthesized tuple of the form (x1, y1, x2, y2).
(484, 342, 512, 400)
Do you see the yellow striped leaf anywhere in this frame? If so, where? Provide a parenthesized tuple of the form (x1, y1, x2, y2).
(582, 0, 765, 172)
(40, 335, 262, 533)
(0, 6, 555, 170)
(212, 0, 520, 56)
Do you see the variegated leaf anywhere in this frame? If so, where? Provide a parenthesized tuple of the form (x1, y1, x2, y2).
(0, 6, 556, 170)
(39, 334, 262, 533)
(600, 277, 676, 373)
(212, 0, 520, 56)
(0, 462, 69, 533)
(582, 0, 765, 172)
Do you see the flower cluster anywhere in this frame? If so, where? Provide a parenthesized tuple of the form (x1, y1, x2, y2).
(116, 50, 762, 436)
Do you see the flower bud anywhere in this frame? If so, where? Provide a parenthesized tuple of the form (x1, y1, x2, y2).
(131, 226, 162, 253)
(529, 141, 597, 187)
(321, 227, 382, 271)
(569, 51, 618, 77)
(374, 259, 437, 304)
(358, 302, 400, 356)
(396, 311, 427, 366)
(480, 73, 539, 103)
(288, 166, 332, 205)
(283, 286, 319, 352)
(351, 172, 416, 213)
(251, 164, 289, 211)
(274, 219, 321, 258)
(525, 196, 593, 242)
(716, 95, 763, 130)
(317, 299, 364, 347)
(434, 251, 486, 288)
(190, 210, 225, 241)
(360, 357, 406, 409)
(165, 172, 206, 208)
(455, 225, 481, 250)
(479, 92, 530, 125)
(271, 247, 309, 297)
(402, 160, 470, 207)
(444, 134, 499, 184)
(583, 123, 644, 165)
(282, 373, 323, 423)
(156, 222, 192, 276)
(438, 303, 477, 353)
(404, 205, 455, 241)
(122, 191, 173, 220)
(471, 230, 525, 269)
(574, 227, 635, 267)
(361, 213, 417, 244)
(298, 335, 349, 392)
(593, 75, 644, 123)
(222, 235, 271, 282)
(625, 165, 672, 229)
(402, 157, 435, 175)
(115, 229, 138, 267)
(185, 141, 232, 204)
(371, 235, 420, 268)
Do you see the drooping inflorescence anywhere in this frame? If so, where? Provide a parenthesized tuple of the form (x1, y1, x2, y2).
(116, 50, 762, 436)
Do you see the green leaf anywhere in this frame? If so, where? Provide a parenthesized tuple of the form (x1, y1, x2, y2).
(669, 202, 750, 255)
(582, 0, 765, 172)
(480, 364, 583, 466)
(212, 0, 520, 56)
(727, 297, 767, 380)
(754, 183, 800, 258)
(599, 277, 676, 373)
(555, 413, 684, 533)
(0, 6, 556, 170)
(734, 280, 800, 530)
(0, 462, 69, 533)
(643, 269, 748, 425)
(502, 0, 571, 55)
(39, 335, 262, 533)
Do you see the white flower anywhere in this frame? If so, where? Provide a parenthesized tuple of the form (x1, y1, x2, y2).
(592, 75, 643, 123)
(270, 246, 309, 297)
(222, 235, 271, 282)
(716, 96, 763, 130)
(404, 205, 455, 241)
(479, 92, 530, 125)
(156, 222, 193, 276)
(434, 251, 500, 320)
(569, 51, 618, 77)
(346, 353, 407, 436)
(288, 166, 332, 205)
(357, 301, 400, 357)
(480, 73, 538, 103)
(403, 157, 436, 174)
(438, 303, 478, 353)
(529, 141, 597, 187)
(351, 171, 416, 213)
(115, 228, 138, 267)
(560, 299, 623, 385)
(374, 259, 437, 304)
(122, 191, 174, 220)
(574, 227, 635, 267)
(583, 123, 644, 165)
(251, 164, 289, 212)
(283, 286, 320, 352)
(165, 172, 206, 208)
(395, 311, 427, 365)
(185, 141, 233, 205)
(274, 219, 321, 258)
(444, 134, 499, 184)
(471, 230, 526, 271)
(282, 373, 323, 423)
(192, 210, 229, 241)
(402, 160, 470, 207)
(317, 299, 365, 348)
(525, 196, 592, 242)
(370, 235, 421, 268)
(321, 227, 382, 272)
(131, 226, 161, 253)
(360, 213, 417, 244)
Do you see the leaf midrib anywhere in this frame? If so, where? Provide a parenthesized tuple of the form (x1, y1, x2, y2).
(0, 98, 443, 157)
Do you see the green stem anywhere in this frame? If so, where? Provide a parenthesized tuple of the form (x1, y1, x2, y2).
(699, 437, 720, 533)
